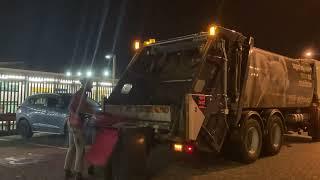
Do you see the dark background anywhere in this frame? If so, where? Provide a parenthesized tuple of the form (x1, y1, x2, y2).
(0, 0, 319, 77)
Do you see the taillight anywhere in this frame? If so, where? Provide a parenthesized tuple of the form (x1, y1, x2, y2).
(185, 145, 194, 154)
(173, 143, 195, 154)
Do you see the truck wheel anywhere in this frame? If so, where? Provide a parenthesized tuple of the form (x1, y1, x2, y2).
(18, 119, 33, 140)
(238, 118, 262, 163)
(263, 115, 283, 156)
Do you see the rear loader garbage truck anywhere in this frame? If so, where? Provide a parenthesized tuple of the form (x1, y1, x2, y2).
(101, 25, 320, 170)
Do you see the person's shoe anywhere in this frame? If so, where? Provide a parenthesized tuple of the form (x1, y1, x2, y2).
(64, 170, 73, 180)
(74, 173, 83, 180)
(88, 165, 94, 176)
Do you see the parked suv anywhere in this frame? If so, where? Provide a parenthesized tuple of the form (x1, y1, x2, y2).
(16, 93, 102, 139)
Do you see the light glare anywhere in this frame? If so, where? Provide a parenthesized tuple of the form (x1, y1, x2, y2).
(134, 41, 140, 50)
(306, 51, 313, 57)
(86, 71, 92, 77)
(66, 71, 71, 77)
(105, 54, 112, 59)
(209, 26, 216, 36)
(103, 70, 110, 77)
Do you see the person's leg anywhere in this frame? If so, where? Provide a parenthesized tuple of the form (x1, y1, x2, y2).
(88, 127, 96, 176)
(73, 128, 86, 179)
(64, 128, 75, 179)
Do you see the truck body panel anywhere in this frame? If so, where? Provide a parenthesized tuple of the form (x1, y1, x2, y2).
(185, 94, 206, 140)
(105, 105, 171, 122)
(242, 48, 314, 108)
(313, 61, 320, 102)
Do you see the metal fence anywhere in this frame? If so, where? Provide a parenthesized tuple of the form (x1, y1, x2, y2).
(0, 114, 16, 135)
(0, 68, 117, 135)
(0, 77, 115, 114)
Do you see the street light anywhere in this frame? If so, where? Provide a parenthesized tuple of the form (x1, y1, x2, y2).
(304, 50, 320, 58)
(305, 51, 313, 58)
(77, 71, 82, 77)
(86, 71, 92, 77)
(105, 53, 116, 81)
(66, 71, 72, 77)
(103, 70, 110, 77)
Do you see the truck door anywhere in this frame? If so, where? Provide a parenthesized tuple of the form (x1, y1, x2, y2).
(190, 41, 229, 152)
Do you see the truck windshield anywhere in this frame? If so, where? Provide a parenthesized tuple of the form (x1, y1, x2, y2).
(107, 38, 207, 105)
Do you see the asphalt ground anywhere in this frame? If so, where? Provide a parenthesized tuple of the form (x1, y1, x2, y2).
(0, 133, 320, 180)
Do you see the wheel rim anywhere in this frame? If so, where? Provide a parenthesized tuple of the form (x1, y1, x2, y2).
(271, 123, 281, 149)
(246, 127, 259, 155)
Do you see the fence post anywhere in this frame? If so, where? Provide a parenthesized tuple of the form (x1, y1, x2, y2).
(24, 76, 29, 99)
(0, 80, 2, 114)
(7, 117, 10, 132)
(95, 81, 99, 102)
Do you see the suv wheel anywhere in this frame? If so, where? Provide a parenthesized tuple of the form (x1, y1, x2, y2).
(18, 119, 33, 139)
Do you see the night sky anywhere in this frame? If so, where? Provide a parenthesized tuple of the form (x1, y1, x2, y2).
(0, 0, 319, 77)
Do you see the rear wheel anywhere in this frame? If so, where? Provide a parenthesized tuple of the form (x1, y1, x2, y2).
(263, 115, 283, 155)
(238, 118, 263, 163)
(18, 119, 33, 139)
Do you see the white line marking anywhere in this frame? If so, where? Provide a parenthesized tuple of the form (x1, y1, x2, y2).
(0, 138, 10, 141)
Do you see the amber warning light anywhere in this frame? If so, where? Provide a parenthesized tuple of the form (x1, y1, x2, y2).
(174, 144, 183, 152)
(143, 39, 156, 46)
(209, 25, 216, 36)
(134, 40, 140, 50)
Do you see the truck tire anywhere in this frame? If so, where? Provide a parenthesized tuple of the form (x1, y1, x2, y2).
(263, 115, 283, 155)
(18, 119, 33, 140)
(238, 118, 262, 163)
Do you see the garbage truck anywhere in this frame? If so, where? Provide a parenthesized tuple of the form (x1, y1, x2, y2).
(102, 25, 320, 165)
